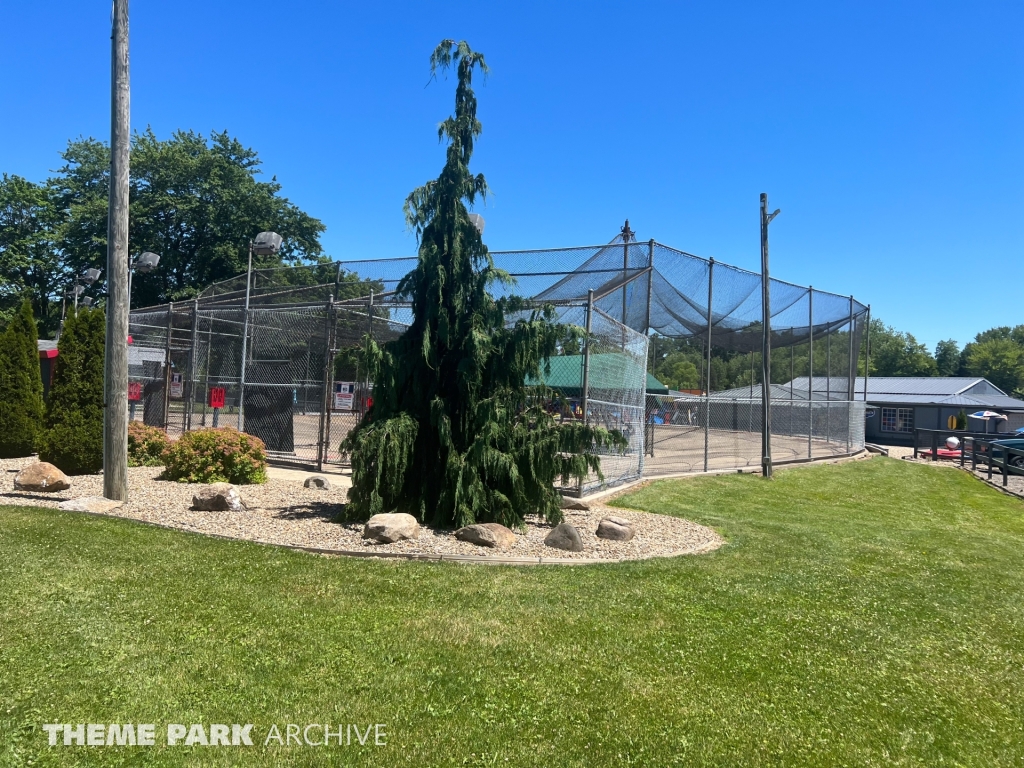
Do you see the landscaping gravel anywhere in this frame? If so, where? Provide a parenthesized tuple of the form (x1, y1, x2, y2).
(1, 456, 723, 562)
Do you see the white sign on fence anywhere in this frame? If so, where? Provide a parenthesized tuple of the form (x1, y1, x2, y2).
(170, 372, 183, 399)
(333, 381, 356, 411)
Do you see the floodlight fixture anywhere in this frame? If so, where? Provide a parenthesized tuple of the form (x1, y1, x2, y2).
(79, 296, 94, 308)
(252, 231, 283, 256)
(134, 251, 160, 273)
(69, 285, 85, 298)
(81, 267, 102, 285)
(468, 213, 485, 235)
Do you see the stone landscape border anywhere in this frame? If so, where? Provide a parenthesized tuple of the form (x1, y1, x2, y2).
(7, 450, 874, 567)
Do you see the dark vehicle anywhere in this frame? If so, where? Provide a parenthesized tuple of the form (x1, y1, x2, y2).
(977, 438, 1024, 469)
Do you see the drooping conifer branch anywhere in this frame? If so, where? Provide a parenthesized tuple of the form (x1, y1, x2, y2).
(343, 40, 624, 528)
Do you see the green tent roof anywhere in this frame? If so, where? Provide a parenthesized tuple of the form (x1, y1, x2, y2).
(528, 353, 667, 395)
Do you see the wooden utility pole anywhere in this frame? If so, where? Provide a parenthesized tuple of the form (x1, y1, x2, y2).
(760, 193, 780, 479)
(103, 0, 130, 501)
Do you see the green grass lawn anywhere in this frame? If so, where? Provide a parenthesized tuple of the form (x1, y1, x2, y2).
(2, 457, 1023, 766)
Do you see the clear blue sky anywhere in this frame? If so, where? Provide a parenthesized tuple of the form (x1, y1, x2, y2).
(4, 1, 1021, 352)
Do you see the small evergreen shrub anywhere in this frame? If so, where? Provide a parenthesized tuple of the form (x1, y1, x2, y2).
(38, 307, 106, 474)
(956, 409, 968, 431)
(127, 421, 170, 467)
(0, 299, 46, 458)
(162, 427, 268, 484)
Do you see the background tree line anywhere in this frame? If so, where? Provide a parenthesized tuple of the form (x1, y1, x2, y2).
(0, 129, 327, 337)
(650, 320, 1024, 399)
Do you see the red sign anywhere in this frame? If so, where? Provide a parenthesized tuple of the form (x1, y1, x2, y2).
(208, 387, 226, 409)
(127, 382, 142, 401)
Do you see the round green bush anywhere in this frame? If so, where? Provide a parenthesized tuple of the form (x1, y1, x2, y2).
(162, 427, 268, 484)
(127, 421, 170, 467)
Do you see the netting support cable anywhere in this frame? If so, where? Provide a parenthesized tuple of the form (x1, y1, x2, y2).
(808, 287, 814, 459)
(761, 191, 777, 479)
(847, 295, 855, 451)
(317, 296, 335, 471)
(163, 301, 174, 432)
(826, 325, 832, 443)
(645, 239, 655, 333)
(579, 289, 594, 496)
(863, 304, 871, 404)
(704, 259, 714, 473)
(186, 299, 199, 432)
(238, 240, 254, 432)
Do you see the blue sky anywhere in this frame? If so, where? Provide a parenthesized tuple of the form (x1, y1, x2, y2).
(3, 1, 1021, 351)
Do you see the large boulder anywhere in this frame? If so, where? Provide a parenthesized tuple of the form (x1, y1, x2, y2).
(191, 483, 246, 512)
(363, 513, 419, 544)
(58, 496, 124, 514)
(303, 475, 331, 490)
(596, 515, 635, 542)
(559, 496, 590, 511)
(13, 462, 71, 492)
(455, 523, 516, 550)
(544, 522, 584, 552)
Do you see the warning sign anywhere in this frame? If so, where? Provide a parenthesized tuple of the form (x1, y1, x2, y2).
(333, 381, 356, 411)
(170, 372, 183, 399)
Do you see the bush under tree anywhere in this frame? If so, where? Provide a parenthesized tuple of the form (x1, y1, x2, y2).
(127, 421, 171, 467)
(162, 427, 267, 484)
(0, 299, 46, 458)
(38, 307, 106, 474)
(342, 41, 624, 529)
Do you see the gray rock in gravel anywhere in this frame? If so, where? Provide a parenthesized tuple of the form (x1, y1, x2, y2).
(544, 522, 583, 552)
(58, 496, 124, 514)
(455, 523, 516, 549)
(596, 515, 635, 542)
(303, 475, 331, 490)
(559, 496, 590, 511)
(363, 512, 419, 544)
(13, 462, 71, 492)
(191, 482, 246, 512)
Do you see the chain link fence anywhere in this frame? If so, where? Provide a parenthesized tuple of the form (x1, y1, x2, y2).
(127, 234, 868, 480)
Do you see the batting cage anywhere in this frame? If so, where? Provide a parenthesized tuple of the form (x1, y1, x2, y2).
(128, 227, 868, 490)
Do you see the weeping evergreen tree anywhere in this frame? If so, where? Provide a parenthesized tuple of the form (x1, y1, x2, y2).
(343, 40, 624, 529)
(0, 299, 46, 458)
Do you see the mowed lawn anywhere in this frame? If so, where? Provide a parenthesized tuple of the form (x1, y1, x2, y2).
(2, 458, 1024, 767)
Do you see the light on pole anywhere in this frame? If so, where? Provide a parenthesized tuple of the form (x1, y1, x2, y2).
(468, 213, 485, 234)
(238, 232, 283, 430)
(128, 251, 160, 309)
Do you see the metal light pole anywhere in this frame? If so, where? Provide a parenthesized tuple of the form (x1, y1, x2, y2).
(103, 0, 130, 501)
(237, 231, 283, 432)
(760, 193, 780, 479)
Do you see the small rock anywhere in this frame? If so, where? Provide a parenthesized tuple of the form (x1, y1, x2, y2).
(455, 523, 516, 549)
(303, 475, 331, 490)
(191, 483, 246, 512)
(544, 522, 583, 552)
(596, 515, 635, 542)
(58, 496, 124, 514)
(559, 496, 590, 511)
(363, 512, 419, 544)
(13, 462, 71, 492)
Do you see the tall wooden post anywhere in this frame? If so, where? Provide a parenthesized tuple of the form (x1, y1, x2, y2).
(103, 0, 130, 501)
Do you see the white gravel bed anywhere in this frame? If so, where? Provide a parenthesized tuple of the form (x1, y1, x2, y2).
(1, 457, 723, 562)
